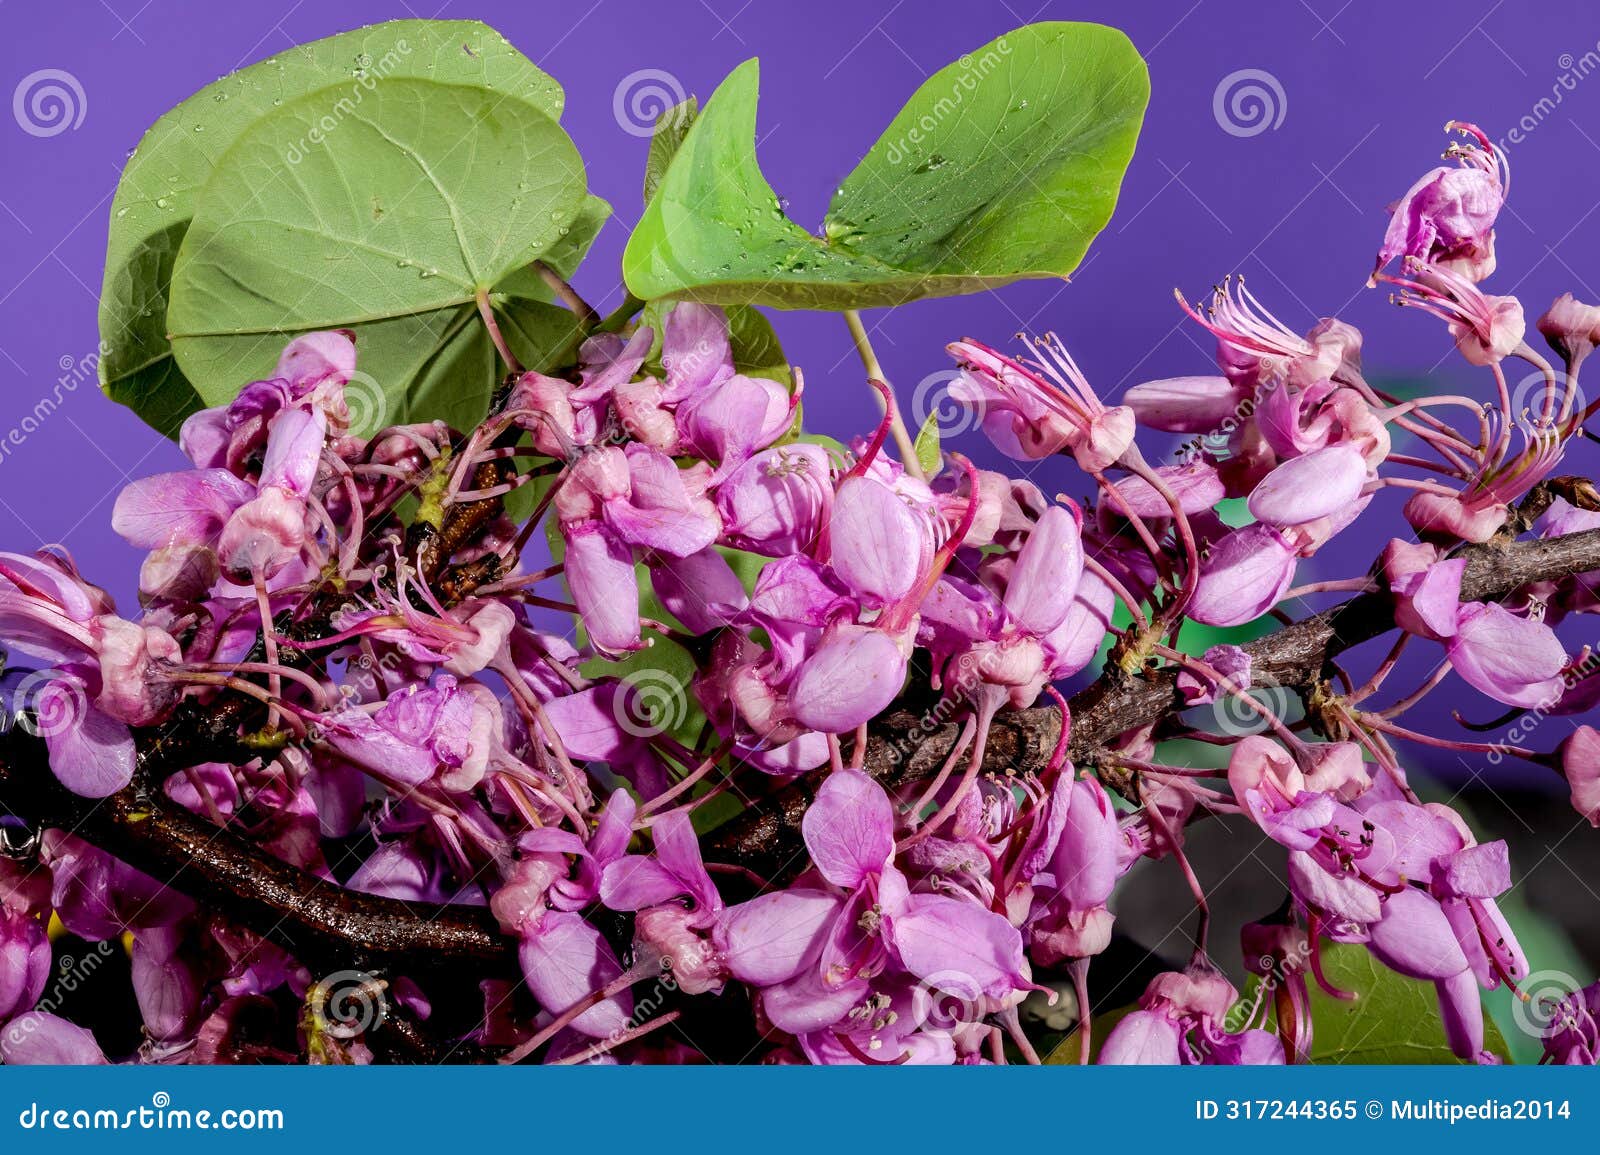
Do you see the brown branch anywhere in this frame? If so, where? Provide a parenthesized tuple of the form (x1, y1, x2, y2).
(0, 730, 507, 979)
(0, 528, 1596, 988)
(707, 526, 1600, 881)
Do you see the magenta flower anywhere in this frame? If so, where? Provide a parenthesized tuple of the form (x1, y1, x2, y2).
(1024, 774, 1127, 964)
(1558, 727, 1600, 827)
(1446, 602, 1567, 708)
(1373, 122, 1506, 283)
(1247, 444, 1370, 529)
(1187, 524, 1297, 627)
(947, 335, 1135, 470)
(716, 770, 1029, 1054)
(1100, 959, 1284, 1065)
(0, 907, 49, 1024)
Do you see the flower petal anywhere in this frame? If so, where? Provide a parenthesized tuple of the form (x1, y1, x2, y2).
(801, 769, 895, 889)
(714, 889, 842, 986)
(1247, 444, 1367, 528)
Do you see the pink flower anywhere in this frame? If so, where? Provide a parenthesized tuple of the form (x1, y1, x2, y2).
(1557, 727, 1600, 827)
(1247, 444, 1369, 529)
(1446, 602, 1567, 708)
(1187, 524, 1297, 627)
(1373, 122, 1506, 283)
(715, 770, 1030, 1054)
(947, 335, 1135, 470)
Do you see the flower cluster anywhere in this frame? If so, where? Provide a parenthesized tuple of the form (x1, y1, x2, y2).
(2, 121, 1599, 1066)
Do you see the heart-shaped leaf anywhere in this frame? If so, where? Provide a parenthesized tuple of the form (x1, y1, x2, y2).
(622, 22, 1148, 310)
(99, 19, 566, 437)
(167, 78, 590, 433)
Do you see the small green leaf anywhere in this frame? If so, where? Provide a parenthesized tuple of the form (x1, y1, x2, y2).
(622, 23, 1148, 310)
(1273, 943, 1510, 1065)
(643, 98, 698, 206)
(100, 19, 565, 436)
(913, 410, 942, 476)
(1045, 944, 1510, 1065)
(168, 78, 589, 433)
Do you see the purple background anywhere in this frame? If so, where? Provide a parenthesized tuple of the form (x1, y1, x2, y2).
(3, 0, 1600, 994)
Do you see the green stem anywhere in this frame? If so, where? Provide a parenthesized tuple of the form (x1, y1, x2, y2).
(843, 309, 924, 481)
(595, 292, 646, 335)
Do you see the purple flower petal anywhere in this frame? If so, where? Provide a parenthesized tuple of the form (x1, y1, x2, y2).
(518, 911, 632, 1038)
(1187, 524, 1297, 627)
(43, 692, 135, 799)
(788, 628, 906, 734)
(894, 893, 1028, 998)
(801, 769, 895, 888)
(1247, 444, 1367, 527)
(1446, 602, 1566, 707)
(829, 477, 923, 606)
(0, 1013, 108, 1065)
(715, 889, 842, 986)
(1003, 505, 1083, 636)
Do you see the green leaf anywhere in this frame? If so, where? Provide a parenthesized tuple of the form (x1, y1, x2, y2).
(1045, 944, 1511, 1065)
(622, 23, 1148, 310)
(642, 98, 698, 206)
(1277, 944, 1509, 1064)
(913, 410, 942, 477)
(167, 78, 589, 433)
(100, 19, 565, 436)
(725, 303, 789, 386)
